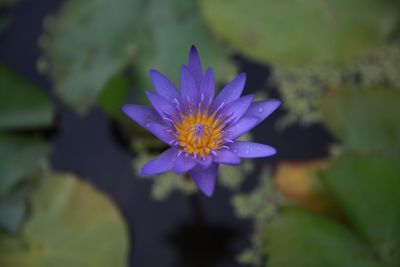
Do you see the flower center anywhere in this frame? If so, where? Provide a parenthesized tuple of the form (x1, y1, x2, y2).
(174, 110, 225, 157)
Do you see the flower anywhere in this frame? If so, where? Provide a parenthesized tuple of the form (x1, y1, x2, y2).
(122, 46, 280, 196)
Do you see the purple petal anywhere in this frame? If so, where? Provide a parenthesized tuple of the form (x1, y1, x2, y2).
(145, 122, 174, 144)
(121, 104, 164, 127)
(150, 69, 180, 102)
(244, 100, 281, 126)
(199, 68, 215, 104)
(221, 95, 253, 124)
(188, 45, 203, 86)
(180, 65, 198, 105)
(173, 153, 196, 174)
(229, 141, 276, 158)
(195, 155, 213, 168)
(146, 91, 179, 119)
(141, 147, 177, 176)
(213, 73, 246, 110)
(189, 163, 218, 197)
(225, 116, 259, 139)
(212, 149, 241, 165)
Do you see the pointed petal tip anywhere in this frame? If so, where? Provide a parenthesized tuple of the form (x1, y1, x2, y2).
(187, 46, 203, 83)
(204, 67, 214, 75)
(189, 163, 218, 197)
(190, 44, 199, 53)
(140, 164, 156, 176)
(149, 68, 156, 76)
(196, 179, 215, 197)
(202, 188, 214, 197)
(120, 104, 135, 119)
(260, 99, 281, 118)
(139, 168, 152, 176)
(120, 104, 129, 114)
(234, 72, 247, 84)
(268, 146, 277, 156)
(213, 73, 248, 109)
(270, 99, 281, 109)
(180, 64, 190, 75)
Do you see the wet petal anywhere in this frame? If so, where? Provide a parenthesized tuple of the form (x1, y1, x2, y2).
(146, 91, 179, 119)
(141, 147, 177, 176)
(199, 68, 215, 104)
(187, 45, 203, 86)
(121, 104, 164, 127)
(180, 65, 198, 105)
(225, 116, 259, 139)
(212, 149, 241, 165)
(221, 95, 253, 124)
(173, 153, 196, 174)
(213, 73, 246, 110)
(189, 163, 218, 197)
(244, 100, 281, 126)
(150, 69, 180, 102)
(145, 123, 174, 144)
(229, 141, 276, 158)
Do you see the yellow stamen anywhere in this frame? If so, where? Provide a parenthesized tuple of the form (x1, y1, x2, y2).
(174, 110, 224, 157)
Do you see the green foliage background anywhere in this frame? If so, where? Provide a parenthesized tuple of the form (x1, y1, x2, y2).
(1, 0, 399, 266)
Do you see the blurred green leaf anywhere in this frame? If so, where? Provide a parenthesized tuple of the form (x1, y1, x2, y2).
(137, 0, 236, 88)
(0, 66, 53, 130)
(42, 0, 236, 113)
(98, 74, 131, 120)
(0, 190, 26, 234)
(0, 173, 128, 267)
(200, 0, 399, 65)
(322, 87, 400, 157)
(266, 208, 382, 267)
(42, 0, 145, 113)
(0, 134, 49, 196)
(322, 154, 400, 265)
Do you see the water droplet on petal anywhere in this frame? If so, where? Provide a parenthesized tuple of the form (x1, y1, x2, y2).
(258, 107, 264, 113)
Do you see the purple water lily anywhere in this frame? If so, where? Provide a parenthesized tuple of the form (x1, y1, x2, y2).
(122, 46, 280, 196)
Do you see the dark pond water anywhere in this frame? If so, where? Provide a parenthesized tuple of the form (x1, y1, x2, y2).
(0, 1, 332, 266)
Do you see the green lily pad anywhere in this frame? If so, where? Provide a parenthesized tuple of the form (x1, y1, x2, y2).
(98, 74, 131, 120)
(0, 134, 49, 196)
(265, 208, 382, 267)
(321, 87, 400, 157)
(41, 0, 145, 113)
(322, 154, 400, 265)
(0, 66, 53, 130)
(42, 0, 236, 114)
(200, 0, 399, 65)
(0, 173, 129, 267)
(137, 0, 236, 88)
(0, 189, 26, 234)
